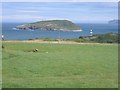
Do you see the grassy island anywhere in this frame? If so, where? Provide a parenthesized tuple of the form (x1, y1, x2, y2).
(16, 20, 81, 31)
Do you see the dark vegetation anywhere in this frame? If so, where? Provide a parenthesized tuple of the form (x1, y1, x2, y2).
(79, 33, 119, 43)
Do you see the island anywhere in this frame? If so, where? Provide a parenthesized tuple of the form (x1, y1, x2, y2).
(16, 20, 81, 31)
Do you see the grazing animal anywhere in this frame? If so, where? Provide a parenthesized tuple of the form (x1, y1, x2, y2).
(33, 49, 38, 52)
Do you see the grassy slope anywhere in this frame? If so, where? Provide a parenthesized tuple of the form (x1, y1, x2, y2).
(32, 20, 80, 30)
(2, 42, 118, 88)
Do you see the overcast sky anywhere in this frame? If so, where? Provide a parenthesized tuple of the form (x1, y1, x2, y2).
(2, 2, 118, 23)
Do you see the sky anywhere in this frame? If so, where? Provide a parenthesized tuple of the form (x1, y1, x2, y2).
(2, 2, 118, 23)
(1, 0, 119, 2)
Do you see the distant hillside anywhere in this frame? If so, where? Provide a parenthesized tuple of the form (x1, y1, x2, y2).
(79, 33, 119, 43)
(16, 20, 81, 31)
(108, 19, 119, 24)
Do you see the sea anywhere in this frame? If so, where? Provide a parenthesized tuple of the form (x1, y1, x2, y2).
(2, 23, 118, 40)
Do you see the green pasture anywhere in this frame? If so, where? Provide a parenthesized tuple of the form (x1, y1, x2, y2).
(2, 42, 118, 88)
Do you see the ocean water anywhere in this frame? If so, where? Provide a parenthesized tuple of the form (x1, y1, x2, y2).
(2, 23, 118, 40)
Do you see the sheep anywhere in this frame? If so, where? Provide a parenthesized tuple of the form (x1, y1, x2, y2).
(33, 49, 38, 52)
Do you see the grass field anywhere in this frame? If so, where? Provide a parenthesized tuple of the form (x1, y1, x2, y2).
(2, 42, 118, 88)
(0, 43, 2, 89)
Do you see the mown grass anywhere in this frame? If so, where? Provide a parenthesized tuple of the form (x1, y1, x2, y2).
(2, 42, 118, 88)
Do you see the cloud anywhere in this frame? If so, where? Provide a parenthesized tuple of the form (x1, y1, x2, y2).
(2, 2, 118, 23)
(2, 15, 45, 22)
(17, 10, 39, 13)
(2, 15, 69, 22)
(2, 15, 67, 20)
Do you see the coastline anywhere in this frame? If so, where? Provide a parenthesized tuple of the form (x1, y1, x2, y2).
(60, 29, 82, 32)
(13, 27, 82, 32)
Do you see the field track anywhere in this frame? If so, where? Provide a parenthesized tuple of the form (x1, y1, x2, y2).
(1, 40, 117, 45)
